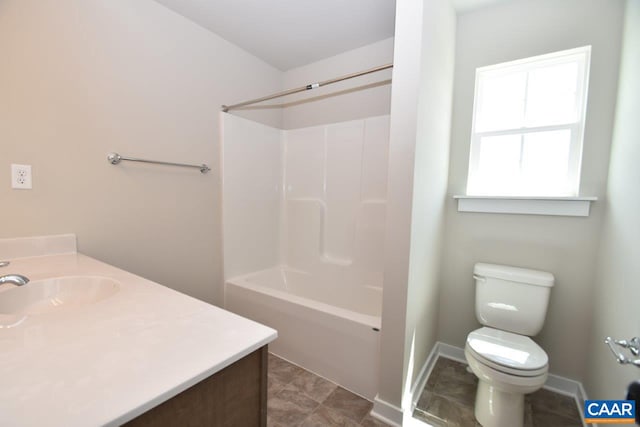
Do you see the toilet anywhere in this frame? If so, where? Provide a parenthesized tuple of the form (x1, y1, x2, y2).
(465, 263, 554, 427)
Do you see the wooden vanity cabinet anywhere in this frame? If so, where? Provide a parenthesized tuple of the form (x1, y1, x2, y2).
(124, 346, 268, 427)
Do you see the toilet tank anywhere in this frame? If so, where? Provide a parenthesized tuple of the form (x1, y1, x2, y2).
(474, 263, 554, 336)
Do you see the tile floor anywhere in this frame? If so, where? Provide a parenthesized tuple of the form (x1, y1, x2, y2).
(413, 357, 584, 427)
(267, 353, 391, 427)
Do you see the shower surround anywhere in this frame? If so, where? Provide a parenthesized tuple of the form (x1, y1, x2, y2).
(221, 113, 389, 399)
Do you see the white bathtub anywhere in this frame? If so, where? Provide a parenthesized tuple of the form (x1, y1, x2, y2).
(224, 267, 381, 399)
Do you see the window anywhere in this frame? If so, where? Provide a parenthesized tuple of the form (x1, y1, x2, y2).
(466, 46, 591, 197)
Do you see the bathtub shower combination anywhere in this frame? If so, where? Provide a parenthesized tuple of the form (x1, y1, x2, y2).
(222, 113, 389, 399)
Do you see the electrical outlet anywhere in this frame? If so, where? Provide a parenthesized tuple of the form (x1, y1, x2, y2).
(11, 164, 32, 189)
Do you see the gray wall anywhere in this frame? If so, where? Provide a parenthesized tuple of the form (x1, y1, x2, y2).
(437, 0, 625, 381)
(585, 0, 640, 400)
(0, 0, 282, 305)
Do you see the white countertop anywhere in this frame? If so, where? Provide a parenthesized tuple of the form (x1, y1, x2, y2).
(0, 251, 277, 427)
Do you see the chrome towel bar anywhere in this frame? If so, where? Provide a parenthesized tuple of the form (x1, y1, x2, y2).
(107, 152, 210, 174)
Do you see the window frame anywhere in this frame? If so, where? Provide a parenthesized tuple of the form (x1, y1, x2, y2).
(466, 46, 592, 197)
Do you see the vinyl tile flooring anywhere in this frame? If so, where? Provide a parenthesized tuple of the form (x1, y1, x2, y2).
(413, 357, 584, 427)
(267, 353, 391, 427)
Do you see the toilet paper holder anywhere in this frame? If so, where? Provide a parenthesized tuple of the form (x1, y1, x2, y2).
(605, 336, 640, 367)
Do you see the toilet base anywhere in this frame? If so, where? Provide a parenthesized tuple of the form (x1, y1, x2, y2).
(474, 380, 524, 427)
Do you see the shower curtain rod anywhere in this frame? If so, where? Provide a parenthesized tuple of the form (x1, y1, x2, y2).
(221, 63, 393, 112)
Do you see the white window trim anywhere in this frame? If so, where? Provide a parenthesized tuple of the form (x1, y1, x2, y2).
(466, 46, 592, 199)
(453, 195, 597, 217)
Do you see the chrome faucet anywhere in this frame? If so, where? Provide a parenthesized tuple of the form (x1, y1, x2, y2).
(0, 274, 30, 287)
(0, 261, 29, 286)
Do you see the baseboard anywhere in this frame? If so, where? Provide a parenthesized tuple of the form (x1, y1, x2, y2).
(434, 341, 467, 363)
(410, 341, 588, 426)
(576, 383, 588, 427)
(409, 342, 446, 410)
(410, 341, 468, 411)
(371, 396, 403, 427)
(544, 371, 585, 399)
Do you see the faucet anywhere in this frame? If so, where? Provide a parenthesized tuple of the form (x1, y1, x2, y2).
(0, 262, 29, 286)
(0, 274, 30, 287)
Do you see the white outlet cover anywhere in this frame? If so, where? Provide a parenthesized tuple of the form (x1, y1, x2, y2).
(11, 164, 32, 189)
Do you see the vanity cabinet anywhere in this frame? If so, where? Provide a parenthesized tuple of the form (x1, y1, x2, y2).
(124, 346, 268, 427)
(0, 239, 277, 427)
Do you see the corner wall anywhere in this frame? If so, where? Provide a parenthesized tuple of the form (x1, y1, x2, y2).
(0, 0, 283, 305)
(375, 0, 456, 421)
(585, 0, 640, 400)
(437, 0, 625, 382)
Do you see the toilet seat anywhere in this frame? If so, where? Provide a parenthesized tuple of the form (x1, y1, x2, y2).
(466, 327, 548, 377)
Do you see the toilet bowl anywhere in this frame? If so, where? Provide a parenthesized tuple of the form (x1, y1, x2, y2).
(466, 263, 554, 427)
(465, 327, 548, 427)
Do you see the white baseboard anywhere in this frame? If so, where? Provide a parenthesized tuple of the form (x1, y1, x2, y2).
(434, 341, 467, 363)
(409, 342, 441, 407)
(409, 341, 588, 426)
(371, 396, 403, 427)
(409, 341, 469, 410)
(409, 342, 448, 409)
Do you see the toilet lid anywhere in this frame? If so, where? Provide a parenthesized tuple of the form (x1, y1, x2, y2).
(467, 327, 548, 375)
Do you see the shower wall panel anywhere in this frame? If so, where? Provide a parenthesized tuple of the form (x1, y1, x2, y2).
(222, 114, 389, 400)
(221, 113, 283, 279)
(283, 115, 390, 283)
(222, 113, 390, 286)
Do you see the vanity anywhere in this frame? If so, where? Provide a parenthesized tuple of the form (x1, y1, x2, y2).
(0, 235, 277, 427)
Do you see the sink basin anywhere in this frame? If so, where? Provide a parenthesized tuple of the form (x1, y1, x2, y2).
(0, 276, 121, 316)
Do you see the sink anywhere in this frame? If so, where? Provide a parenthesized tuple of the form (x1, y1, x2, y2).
(0, 276, 121, 317)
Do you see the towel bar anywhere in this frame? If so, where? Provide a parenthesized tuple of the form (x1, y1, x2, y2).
(107, 153, 210, 174)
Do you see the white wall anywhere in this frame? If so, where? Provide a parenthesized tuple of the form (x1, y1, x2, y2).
(375, 0, 456, 420)
(0, 0, 283, 305)
(585, 0, 640, 400)
(221, 113, 283, 279)
(437, 0, 625, 382)
(404, 0, 456, 393)
(282, 38, 394, 130)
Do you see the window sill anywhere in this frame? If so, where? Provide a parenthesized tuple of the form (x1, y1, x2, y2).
(453, 195, 597, 217)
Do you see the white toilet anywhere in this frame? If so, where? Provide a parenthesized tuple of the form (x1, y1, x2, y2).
(465, 263, 554, 427)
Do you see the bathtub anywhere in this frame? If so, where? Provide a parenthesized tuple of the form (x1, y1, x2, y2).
(224, 266, 381, 399)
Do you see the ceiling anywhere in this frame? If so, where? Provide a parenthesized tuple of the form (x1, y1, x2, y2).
(153, 0, 396, 71)
(153, 0, 514, 71)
